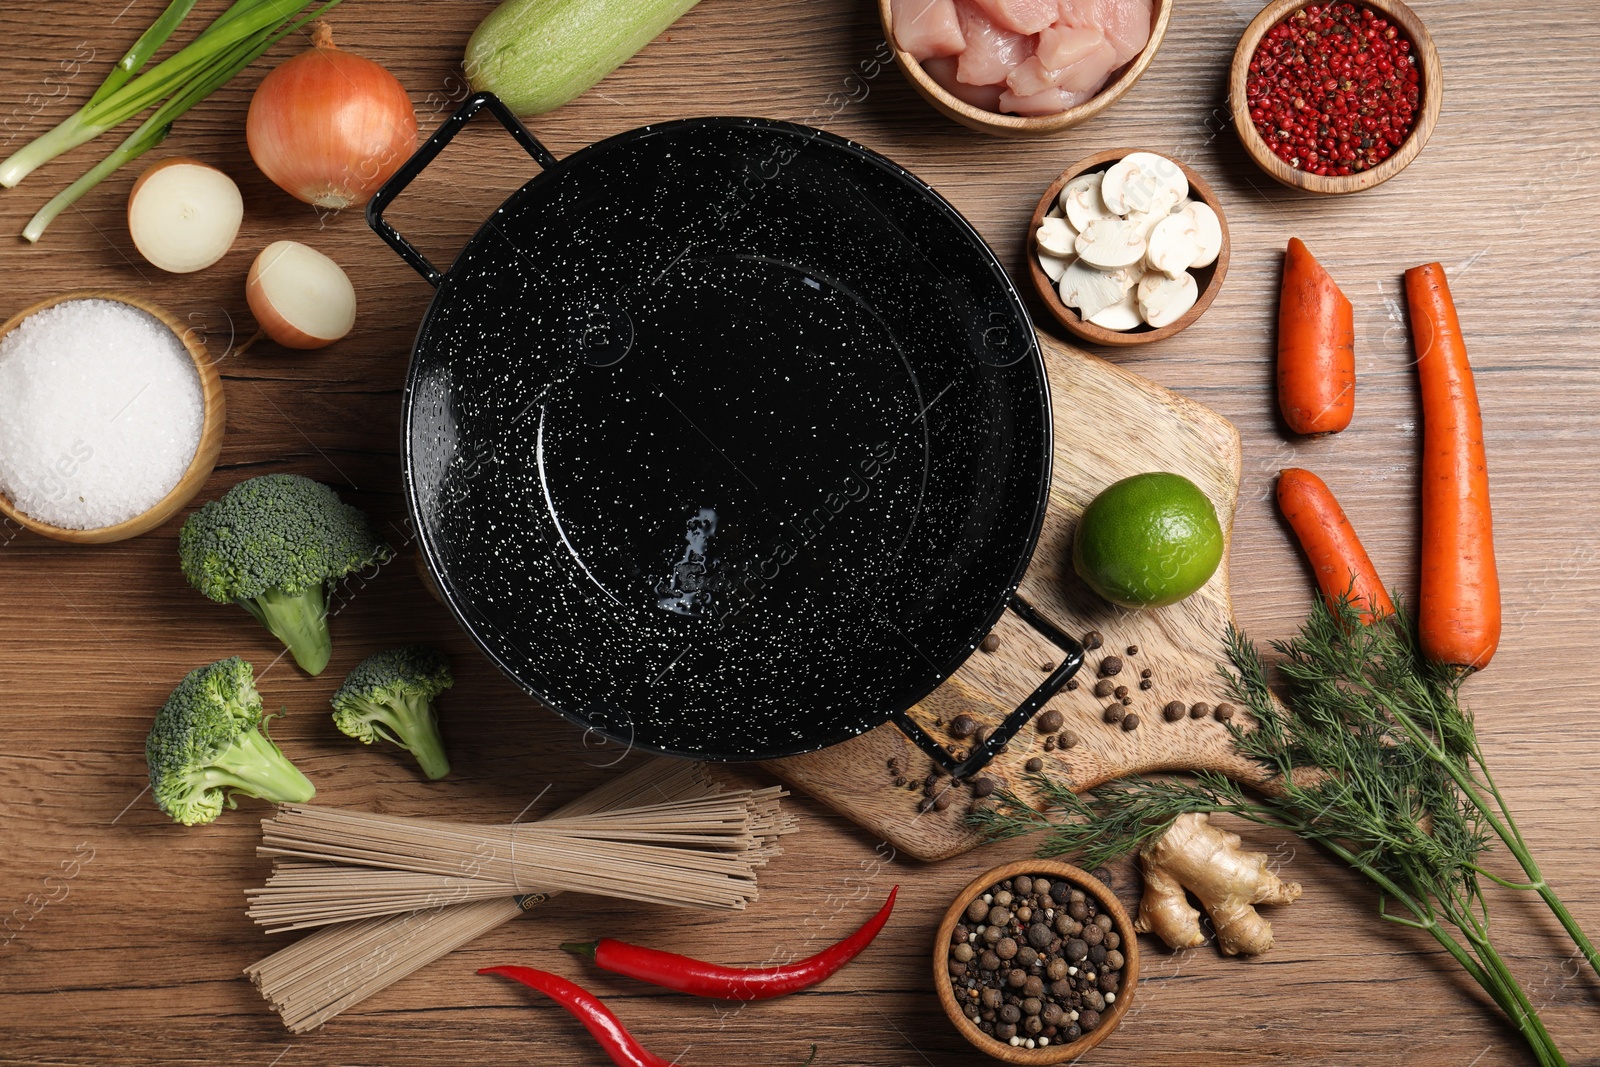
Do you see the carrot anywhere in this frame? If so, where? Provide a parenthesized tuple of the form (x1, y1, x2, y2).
(1277, 238, 1355, 436)
(1405, 262, 1500, 671)
(1276, 468, 1394, 624)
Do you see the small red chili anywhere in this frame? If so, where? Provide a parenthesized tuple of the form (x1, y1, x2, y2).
(479, 966, 816, 1067)
(563, 886, 898, 1001)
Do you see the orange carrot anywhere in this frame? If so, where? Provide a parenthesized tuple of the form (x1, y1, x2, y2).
(1277, 238, 1355, 435)
(1406, 262, 1500, 671)
(1276, 468, 1394, 624)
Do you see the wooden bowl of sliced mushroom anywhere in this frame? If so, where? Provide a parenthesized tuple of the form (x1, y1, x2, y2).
(1027, 149, 1229, 346)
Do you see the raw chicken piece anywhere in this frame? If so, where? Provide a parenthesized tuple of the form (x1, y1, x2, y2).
(999, 84, 1093, 116)
(1097, 0, 1152, 61)
(923, 56, 1005, 112)
(955, 2, 1035, 86)
(1054, 33, 1121, 92)
(1006, 56, 1064, 97)
(1057, 0, 1098, 27)
(1037, 23, 1106, 70)
(969, 0, 1058, 34)
(891, 0, 966, 60)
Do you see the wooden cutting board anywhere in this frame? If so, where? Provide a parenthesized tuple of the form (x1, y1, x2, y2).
(765, 333, 1267, 861)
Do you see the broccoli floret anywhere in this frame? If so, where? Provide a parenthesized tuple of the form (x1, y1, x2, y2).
(146, 657, 316, 826)
(331, 646, 455, 780)
(179, 474, 392, 676)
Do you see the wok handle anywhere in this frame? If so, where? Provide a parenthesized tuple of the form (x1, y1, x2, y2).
(366, 91, 557, 287)
(890, 593, 1083, 779)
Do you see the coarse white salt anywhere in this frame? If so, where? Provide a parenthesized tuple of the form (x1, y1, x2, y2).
(0, 298, 204, 530)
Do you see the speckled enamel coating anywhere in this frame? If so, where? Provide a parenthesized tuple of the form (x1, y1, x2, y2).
(401, 118, 1052, 761)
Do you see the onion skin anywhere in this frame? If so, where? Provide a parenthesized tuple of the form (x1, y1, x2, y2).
(246, 22, 417, 210)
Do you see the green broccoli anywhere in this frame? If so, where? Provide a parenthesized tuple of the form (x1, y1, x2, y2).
(146, 657, 315, 826)
(179, 474, 392, 676)
(331, 646, 455, 780)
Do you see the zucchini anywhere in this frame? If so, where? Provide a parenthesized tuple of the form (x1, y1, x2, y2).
(464, 0, 700, 116)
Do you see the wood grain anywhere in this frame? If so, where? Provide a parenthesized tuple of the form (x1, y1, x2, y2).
(2, 1, 1599, 1065)
(767, 334, 1271, 861)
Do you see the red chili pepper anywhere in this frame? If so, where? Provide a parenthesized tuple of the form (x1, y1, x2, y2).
(479, 965, 816, 1067)
(562, 886, 897, 1001)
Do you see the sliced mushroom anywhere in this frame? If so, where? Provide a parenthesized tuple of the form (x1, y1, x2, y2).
(1059, 259, 1134, 318)
(1137, 270, 1199, 328)
(1037, 249, 1073, 282)
(1061, 171, 1116, 233)
(1075, 216, 1147, 271)
(1183, 201, 1224, 268)
(1036, 215, 1079, 258)
(1100, 152, 1189, 216)
(1146, 212, 1202, 279)
(1087, 286, 1143, 331)
(1126, 209, 1166, 243)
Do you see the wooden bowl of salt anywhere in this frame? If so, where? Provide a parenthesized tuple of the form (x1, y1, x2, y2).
(0, 290, 225, 543)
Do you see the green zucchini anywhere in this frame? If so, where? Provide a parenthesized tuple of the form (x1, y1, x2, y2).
(464, 0, 700, 116)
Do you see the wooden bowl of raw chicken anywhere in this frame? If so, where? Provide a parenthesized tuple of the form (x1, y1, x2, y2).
(881, 0, 1173, 136)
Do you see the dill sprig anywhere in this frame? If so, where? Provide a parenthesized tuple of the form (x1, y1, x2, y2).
(972, 597, 1596, 1067)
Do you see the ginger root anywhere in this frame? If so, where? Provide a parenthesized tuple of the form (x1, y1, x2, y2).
(1133, 812, 1302, 956)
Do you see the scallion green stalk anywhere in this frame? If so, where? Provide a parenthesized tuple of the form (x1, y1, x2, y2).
(0, 0, 337, 198)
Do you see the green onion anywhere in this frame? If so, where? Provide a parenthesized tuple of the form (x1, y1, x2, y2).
(1, 0, 343, 240)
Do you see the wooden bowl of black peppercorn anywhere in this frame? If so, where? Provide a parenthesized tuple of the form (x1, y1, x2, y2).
(934, 860, 1139, 1063)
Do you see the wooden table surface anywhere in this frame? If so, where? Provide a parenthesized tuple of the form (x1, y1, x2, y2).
(2, 2, 1598, 1064)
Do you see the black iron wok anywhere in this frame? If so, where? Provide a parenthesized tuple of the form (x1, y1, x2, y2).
(369, 93, 1081, 776)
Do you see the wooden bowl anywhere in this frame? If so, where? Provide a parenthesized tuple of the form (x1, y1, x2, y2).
(879, 0, 1173, 137)
(0, 290, 225, 543)
(1229, 0, 1442, 194)
(1027, 149, 1230, 347)
(934, 859, 1140, 1063)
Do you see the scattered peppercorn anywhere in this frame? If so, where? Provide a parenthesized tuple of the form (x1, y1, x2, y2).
(1058, 730, 1079, 749)
(1125, 645, 1139, 656)
(1163, 701, 1186, 722)
(972, 777, 996, 798)
(1093, 679, 1115, 698)
(1113, 685, 1129, 700)
(1139, 679, 1153, 691)
(1190, 702, 1211, 719)
(980, 633, 1001, 653)
(1099, 656, 1124, 677)
(1036, 709, 1065, 734)
(950, 713, 979, 739)
(1025, 757, 1044, 773)
(1215, 703, 1236, 722)
(1082, 630, 1103, 651)
(1065, 679, 1079, 691)
(1121, 713, 1140, 732)
(1103, 704, 1126, 724)
(1139, 668, 1152, 679)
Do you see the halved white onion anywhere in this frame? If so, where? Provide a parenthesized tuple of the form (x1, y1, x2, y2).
(127, 158, 243, 274)
(246, 240, 357, 350)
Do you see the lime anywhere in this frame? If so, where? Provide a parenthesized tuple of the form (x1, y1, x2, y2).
(1072, 472, 1224, 608)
